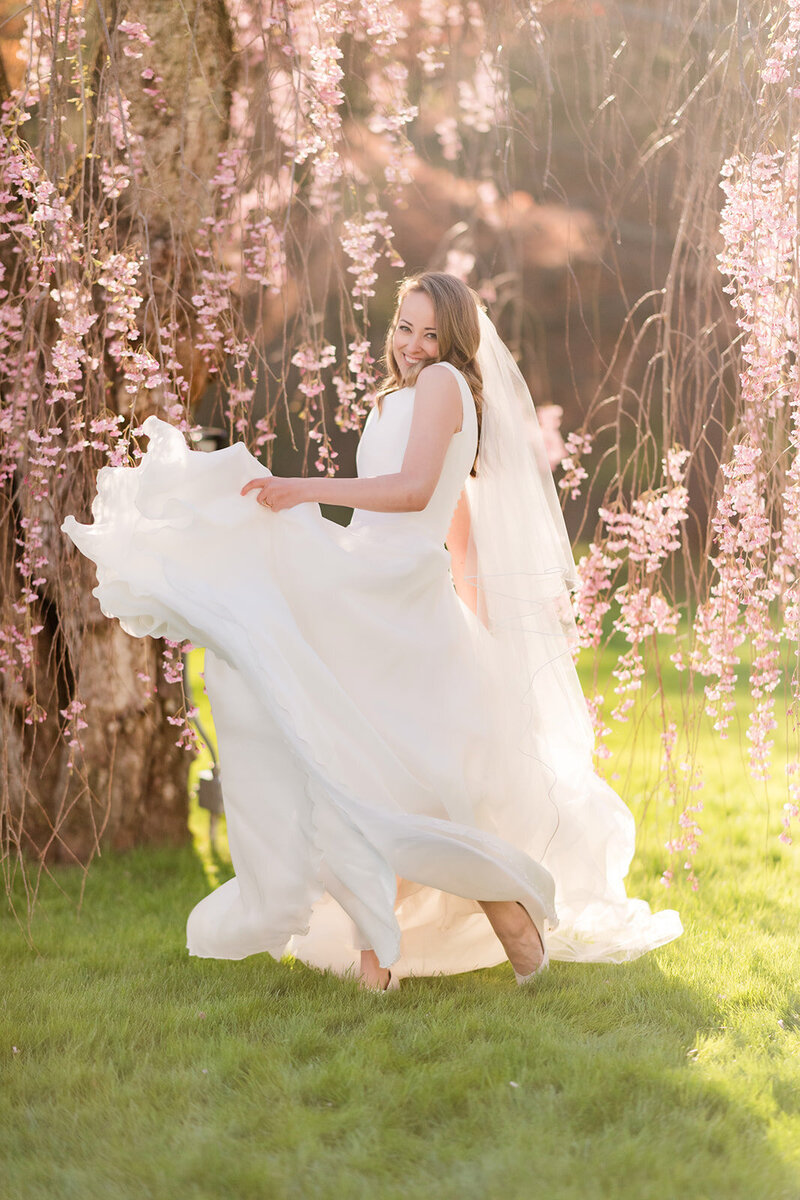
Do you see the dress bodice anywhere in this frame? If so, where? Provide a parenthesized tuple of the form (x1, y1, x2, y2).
(351, 361, 478, 544)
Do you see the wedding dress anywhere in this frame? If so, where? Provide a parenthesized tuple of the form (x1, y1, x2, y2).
(63, 356, 681, 978)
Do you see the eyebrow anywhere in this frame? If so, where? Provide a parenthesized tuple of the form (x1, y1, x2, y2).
(399, 319, 437, 330)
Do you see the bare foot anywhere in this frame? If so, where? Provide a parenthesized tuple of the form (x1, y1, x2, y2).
(359, 949, 391, 991)
(479, 900, 545, 977)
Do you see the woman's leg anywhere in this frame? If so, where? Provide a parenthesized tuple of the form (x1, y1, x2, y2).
(359, 898, 543, 986)
(479, 900, 545, 976)
(357, 874, 401, 989)
(359, 949, 391, 990)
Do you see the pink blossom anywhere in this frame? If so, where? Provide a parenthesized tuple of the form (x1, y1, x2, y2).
(341, 210, 397, 310)
(559, 430, 593, 501)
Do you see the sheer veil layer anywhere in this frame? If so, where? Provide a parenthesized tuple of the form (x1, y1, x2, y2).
(466, 309, 681, 961)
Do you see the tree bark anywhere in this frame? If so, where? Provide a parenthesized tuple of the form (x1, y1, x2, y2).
(1, 0, 235, 869)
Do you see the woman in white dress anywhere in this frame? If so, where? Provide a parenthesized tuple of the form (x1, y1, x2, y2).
(63, 272, 681, 990)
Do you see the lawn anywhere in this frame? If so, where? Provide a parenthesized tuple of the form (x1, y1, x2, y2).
(1, 652, 799, 1200)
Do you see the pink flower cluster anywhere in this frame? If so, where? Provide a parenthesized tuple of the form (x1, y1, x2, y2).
(292, 342, 338, 474)
(570, 443, 694, 847)
(692, 5, 800, 835)
(576, 451, 688, 722)
(559, 430, 593, 501)
(242, 213, 287, 293)
(333, 338, 377, 432)
(98, 253, 165, 397)
(760, 0, 800, 91)
(60, 698, 88, 755)
(782, 764, 800, 845)
(341, 210, 400, 309)
(573, 542, 615, 652)
(458, 53, 505, 134)
(599, 449, 690, 575)
(367, 62, 418, 189)
(417, 0, 450, 77)
(699, 140, 797, 777)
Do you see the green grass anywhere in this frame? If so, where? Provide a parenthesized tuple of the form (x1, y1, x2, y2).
(2, 653, 800, 1200)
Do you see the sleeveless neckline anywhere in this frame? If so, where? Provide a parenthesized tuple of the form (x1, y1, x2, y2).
(353, 360, 478, 543)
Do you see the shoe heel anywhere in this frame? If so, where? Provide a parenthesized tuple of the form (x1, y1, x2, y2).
(514, 902, 548, 985)
(378, 969, 401, 993)
(514, 946, 549, 986)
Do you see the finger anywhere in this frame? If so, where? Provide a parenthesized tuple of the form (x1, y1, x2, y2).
(241, 478, 266, 496)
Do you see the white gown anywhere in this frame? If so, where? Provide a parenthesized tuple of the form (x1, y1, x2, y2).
(63, 361, 681, 977)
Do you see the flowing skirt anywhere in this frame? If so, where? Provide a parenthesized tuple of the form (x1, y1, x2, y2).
(63, 418, 681, 977)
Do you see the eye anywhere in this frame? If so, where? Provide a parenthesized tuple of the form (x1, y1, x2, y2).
(426, 332, 437, 340)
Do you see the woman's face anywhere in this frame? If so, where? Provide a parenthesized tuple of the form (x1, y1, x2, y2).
(392, 290, 439, 380)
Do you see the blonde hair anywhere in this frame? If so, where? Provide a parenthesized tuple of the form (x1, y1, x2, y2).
(378, 272, 484, 454)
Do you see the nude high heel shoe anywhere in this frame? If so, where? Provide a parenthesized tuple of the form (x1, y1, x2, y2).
(512, 904, 549, 985)
(359, 949, 400, 992)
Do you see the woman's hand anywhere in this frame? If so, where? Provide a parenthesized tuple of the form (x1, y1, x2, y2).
(239, 363, 463, 516)
(240, 475, 311, 512)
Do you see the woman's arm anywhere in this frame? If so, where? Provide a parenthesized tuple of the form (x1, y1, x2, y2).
(241, 364, 462, 513)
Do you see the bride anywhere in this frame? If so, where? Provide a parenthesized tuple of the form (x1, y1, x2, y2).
(63, 271, 681, 990)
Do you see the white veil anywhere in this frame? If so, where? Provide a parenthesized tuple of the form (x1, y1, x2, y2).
(470, 308, 578, 638)
(467, 308, 682, 962)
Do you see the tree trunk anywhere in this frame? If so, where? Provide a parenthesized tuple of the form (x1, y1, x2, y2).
(1, 0, 235, 871)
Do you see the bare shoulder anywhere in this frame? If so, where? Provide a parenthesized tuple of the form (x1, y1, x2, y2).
(411, 362, 462, 436)
(415, 361, 461, 399)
